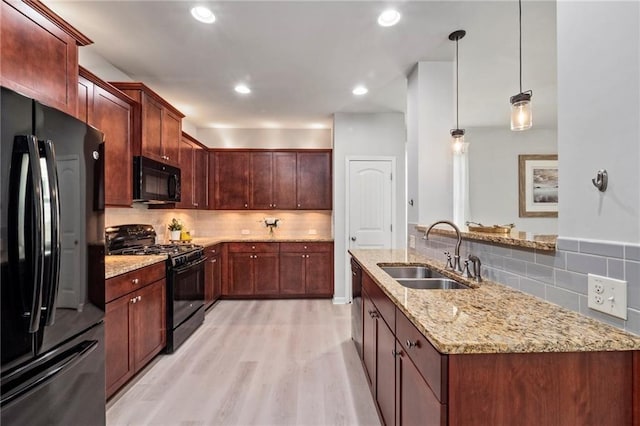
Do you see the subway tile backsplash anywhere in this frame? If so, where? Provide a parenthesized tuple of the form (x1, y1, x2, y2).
(408, 224, 640, 336)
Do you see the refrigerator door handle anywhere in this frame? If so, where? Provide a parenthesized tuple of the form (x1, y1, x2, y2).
(0, 340, 98, 407)
(10, 135, 46, 333)
(41, 140, 61, 326)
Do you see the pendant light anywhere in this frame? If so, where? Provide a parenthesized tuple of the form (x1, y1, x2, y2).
(449, 29, 467, 154)
(510, 0, 533, 131)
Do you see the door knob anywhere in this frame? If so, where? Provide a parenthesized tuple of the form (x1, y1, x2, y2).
(351, 237, 356, 241)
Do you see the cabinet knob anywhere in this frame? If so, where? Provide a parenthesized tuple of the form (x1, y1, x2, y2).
(211, 259, 217, 263)
(252, 246, 256, 250)
(406, 340, 418, 349)
(194, 203, 198, 207)
(244, 203, 248, 208)
(306, 254, 310, 258)
(132, 278, 139, 285)
(392, 349, 402, 358)
(297, 204, 301, 208)
(137, 296, 142, 302)
(269, 204, 273, 208)
(273, 204, 276, 208)
(301, 255, 306, 258)
(304, 246, 307, 250)
(131, 297, 136, 304)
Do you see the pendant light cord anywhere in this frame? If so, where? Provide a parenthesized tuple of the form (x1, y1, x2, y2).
(518, 0, 523, 94)
(455, 36, 459, 129)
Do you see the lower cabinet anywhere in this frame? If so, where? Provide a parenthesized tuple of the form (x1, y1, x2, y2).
(357, 261, 639, 426)
(227, 243, 279, 296)
(204, 244, 222, 309)
(105, 263, 166, 399)
(279, 242, 333, 297)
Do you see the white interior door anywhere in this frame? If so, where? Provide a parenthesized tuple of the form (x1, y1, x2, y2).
(348, 160, 393, 250)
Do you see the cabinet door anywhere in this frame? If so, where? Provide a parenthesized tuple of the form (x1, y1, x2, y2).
(296, 152, 332, 209)
(377, 319, 396, 426)
(161, 109, 181, 166)
(214, 152, 250, 209)
(141, 93, 163, 162)
(77, 75, 93, 124)
(273, 152, 297, 209)
(363, 293, 377, 389)
(228, 252, 254, 295)
(305, 252, 333, 296)
(177, 137, 194, 209)
(279, 253, 306, 295)
(93, 85, 133, 207)
(205, 251, 221, 309)
(250, 152, 273, 209)
(105, 294, 133, 398)
(396, 348, 446, 426)
(194, 147, 208, 209)
(253, 253, 279, 295)
(132, 279, 166, 370)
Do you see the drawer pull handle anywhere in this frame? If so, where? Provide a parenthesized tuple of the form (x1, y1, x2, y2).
(131, 297, 136, 304)
(406, 340, 418, 348)
(137, 296, 142, 302)
(132, 278, 139, 285)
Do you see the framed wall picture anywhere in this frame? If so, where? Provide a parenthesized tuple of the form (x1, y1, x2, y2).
(518, 154, 558, 217)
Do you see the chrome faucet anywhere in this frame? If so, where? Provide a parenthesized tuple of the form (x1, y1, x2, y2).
(424, 220, 463, 273)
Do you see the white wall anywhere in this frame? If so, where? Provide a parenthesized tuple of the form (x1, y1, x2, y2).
(196, 128, 332, 149)
(557, 1, 640, 244)
(406, 62, 455, 226)
(333, 112, 407, 303)
(468, 127, 557, 234)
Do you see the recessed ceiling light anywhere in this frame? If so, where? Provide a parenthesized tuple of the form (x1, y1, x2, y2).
(352, 86, 368, 96)
(377, 9, 401, 27)
(191, 6, 215, 24)
(234, 84, 251, 94)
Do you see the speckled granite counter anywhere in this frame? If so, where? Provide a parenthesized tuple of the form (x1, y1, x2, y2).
(415, 225, 557, 251)
(105, 255, 167, 279)
(191, 236, 334, 247)
(350, 248, 640, 355)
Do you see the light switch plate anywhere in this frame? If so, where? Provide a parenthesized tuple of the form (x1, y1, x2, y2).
(587, 273, 627, 320)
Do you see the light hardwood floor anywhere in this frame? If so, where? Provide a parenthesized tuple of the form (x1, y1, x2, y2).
(107, 299, 381, 426)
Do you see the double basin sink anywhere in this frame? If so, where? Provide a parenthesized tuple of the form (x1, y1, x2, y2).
(378, 265, 471, 290)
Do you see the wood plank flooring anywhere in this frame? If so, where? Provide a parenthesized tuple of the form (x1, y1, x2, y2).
(107, 299, 381, 426)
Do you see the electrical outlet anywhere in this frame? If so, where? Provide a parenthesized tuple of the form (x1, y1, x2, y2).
(241, 229, 250, 235)
(588, 274, 627, 320)
(409, 235, 416, 249)
(308, 229, 317, 235)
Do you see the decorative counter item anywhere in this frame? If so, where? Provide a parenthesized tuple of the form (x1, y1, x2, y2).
(168, 218, 183, 241)
(466, 221, 514, 234)
(263, 217, 280, 235)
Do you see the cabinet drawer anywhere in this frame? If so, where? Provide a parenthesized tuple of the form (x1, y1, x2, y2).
(106, 262, 166, 302)
(227, 242, 279, 253)
(279, 242, 333, 253)
(205, 244, 221, 255)
(362, 273, 395, 331)
(396, 307, 448, 403)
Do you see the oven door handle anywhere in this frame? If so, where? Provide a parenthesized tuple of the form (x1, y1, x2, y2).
(173, 257, 206, 274)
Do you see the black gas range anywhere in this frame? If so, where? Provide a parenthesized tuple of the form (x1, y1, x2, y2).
(106, 224, 205, 353)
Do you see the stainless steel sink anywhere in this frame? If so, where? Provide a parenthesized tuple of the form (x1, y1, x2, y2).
(379, 265, 447, 279)
(396, 278, 471, 290)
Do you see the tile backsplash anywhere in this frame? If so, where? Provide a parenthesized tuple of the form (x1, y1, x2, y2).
(408, 224, 640, 336)
(106, 206, 332, 242)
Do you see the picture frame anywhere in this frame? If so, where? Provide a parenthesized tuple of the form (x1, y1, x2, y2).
(518, 154, 558, 218)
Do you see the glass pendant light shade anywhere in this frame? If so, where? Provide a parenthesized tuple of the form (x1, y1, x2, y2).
(451, 128, 468, 154)
(510, 91, 533, 131)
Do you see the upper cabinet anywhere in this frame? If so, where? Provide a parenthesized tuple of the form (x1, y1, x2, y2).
(177, 132, 208, 209)
(212, 149, 332, 210)
(77, 66, 135, 207)
(1, 0, 92, 116)
(111, 82, 184, 167)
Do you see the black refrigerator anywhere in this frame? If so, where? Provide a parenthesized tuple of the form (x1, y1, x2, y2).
(0, 87, 106, 425)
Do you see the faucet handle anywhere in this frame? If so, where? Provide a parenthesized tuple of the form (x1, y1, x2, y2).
(443, 251, 454, 270)
(461, 260, 474, 279)
(468, 255, 483, 283)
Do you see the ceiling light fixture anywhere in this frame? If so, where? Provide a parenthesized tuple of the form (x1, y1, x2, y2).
(510, 0, 532, 131)
(352, 86, 368, 96)
(377, 9, 401, 27)
(234, 84, 251, 94)
(449, 29, 467, 154)
(190, 6, 216, 24)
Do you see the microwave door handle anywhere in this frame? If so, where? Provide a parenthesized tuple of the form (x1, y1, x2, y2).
(10, 136, 46, 333)
(41, 140, 61, 326)
(168, 174, 178, 200)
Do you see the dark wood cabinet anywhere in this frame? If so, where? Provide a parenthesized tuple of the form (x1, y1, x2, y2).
(204, 245, 222, 309)
(362, 290, 377, 389)
(178, 133, 208, 209)
(227, 243, 280, 296)
(279, 242, 333, 297)
(211, 150, 331, 210)
(78, 67, 134, 207)
(296, 151, 332, 209)
(213, 151, 250, 209)
(111, 82, 184, 167)
(1, 0, 91, 116)
(194, 146, 208, 209)
(105, 262, 166, 399)
(177, 136, 194, 209)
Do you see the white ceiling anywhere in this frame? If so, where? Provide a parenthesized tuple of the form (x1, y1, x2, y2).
(44, 1, 557, 131)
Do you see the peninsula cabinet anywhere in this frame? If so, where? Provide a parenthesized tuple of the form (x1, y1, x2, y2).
(105, 262, 166, 399)
(111, 82, 184, 167)
(358, 266, 640, 426)
(78, 67, 134, 207)
(1, 0, 91, 116)
(279, 242, 333, 296)
(226, 243, 279, 296)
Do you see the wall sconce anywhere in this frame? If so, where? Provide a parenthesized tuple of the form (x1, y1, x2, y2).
(510, 0, 533, 131)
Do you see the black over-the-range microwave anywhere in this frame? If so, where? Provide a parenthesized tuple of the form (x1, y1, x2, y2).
(133, 156, 181, 203)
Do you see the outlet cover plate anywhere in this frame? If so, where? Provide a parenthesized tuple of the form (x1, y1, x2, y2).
(587, 273, 627, 320)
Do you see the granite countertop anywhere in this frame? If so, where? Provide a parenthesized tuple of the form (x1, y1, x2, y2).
(415, 225, 557, 251)
(350, 248, 640, 355)
(105, 255, 167, 279)
(191, 235, 334, 247)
